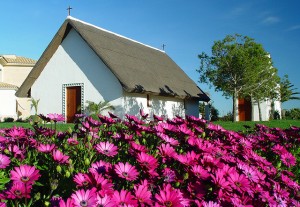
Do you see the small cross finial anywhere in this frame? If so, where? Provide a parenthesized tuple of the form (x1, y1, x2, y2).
(67, 5, 72, 16)
(162, 44, 166, 51)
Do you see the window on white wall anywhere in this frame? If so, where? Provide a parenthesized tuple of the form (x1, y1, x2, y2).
(147, 94, 151, 107)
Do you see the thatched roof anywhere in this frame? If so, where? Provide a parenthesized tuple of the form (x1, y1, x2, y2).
(16, 16, 210, 101)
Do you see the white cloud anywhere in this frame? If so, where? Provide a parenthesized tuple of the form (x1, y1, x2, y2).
(287, 25, 300, 31)
(262, 16, 280, 25)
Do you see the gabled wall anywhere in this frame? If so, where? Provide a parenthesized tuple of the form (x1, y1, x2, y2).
(31, 28, 201, 120)
(31, 29, 123, 117)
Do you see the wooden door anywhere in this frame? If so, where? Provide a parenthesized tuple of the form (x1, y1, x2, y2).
(66, 86, 81, 123)
(238, 98, 252, 121)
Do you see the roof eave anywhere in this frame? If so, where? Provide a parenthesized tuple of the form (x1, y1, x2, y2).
(16, 19, 71, 97)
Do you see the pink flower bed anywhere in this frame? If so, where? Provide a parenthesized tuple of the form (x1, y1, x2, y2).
(0, 112, 299, 206)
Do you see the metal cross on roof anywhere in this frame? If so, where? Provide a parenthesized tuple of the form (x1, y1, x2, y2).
(67, 6, 72, 16)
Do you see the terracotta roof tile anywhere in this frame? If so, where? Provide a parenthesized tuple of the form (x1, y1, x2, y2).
(0, 55, 36, 66)
(0, 82, 18, 90)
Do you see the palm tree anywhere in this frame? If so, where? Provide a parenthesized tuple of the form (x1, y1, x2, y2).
(85, 100, 115, 115)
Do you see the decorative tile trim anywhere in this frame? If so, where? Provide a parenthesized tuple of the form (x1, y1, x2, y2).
(62, 83, 84, 121)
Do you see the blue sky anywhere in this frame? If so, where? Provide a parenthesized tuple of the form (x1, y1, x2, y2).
(1, 0, 299, 115)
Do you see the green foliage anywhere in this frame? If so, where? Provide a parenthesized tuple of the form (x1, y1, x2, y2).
(280, 74, 300, 103)
(210, 105, 219, 121)
(0, 172, 10, 191)
(214, 119, 300, 131)
(197, 34, 278, 121)
(219, 111, 233, 121)
(30, 98, 40, 115)
(3, 117, 14, 122)
(85, 100, 115, 115)
(285, 108, 300, 120)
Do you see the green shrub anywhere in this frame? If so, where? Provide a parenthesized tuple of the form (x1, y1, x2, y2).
(3, 117, 14, 122)
(285, 108, 300, 120)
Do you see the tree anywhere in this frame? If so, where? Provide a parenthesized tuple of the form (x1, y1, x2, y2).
(197, 34, 274, 122)
(280, 74, 300, 103)
(210, 105, 220, 121)
(245, 63, 280, 121)
(85, 100, 115, 115)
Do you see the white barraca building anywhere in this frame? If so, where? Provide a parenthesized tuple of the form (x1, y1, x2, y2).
(16, 17, 210, 123)
(0, 55, 36, 121)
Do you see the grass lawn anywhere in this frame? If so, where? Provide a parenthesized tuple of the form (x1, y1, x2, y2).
(213, 119, 300, 132)
(0, 122, 74, 132)
(0, 119, 299, 132)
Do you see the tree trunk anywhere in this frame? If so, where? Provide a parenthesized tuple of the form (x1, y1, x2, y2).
(270, 101, 275, 120)
(257, 100, 262, 121)
(251, 96, 254, 121)
(232, 89, 239, 122)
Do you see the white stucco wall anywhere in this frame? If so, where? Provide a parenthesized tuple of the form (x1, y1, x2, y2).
(31, 29, 123, 117)
(0, 89, 17, 121)
(31, 28, 201, 120)
(122, 92, 186, 119)
(16, 97, 31, 120)
(2, 66, 33, 87)
(252, 99, 282, 121)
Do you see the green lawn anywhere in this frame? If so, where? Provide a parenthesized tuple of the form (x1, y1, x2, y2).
(0, 119, 299, 132)
(213, 119, 300, 132)
(0, 122, 74, 132)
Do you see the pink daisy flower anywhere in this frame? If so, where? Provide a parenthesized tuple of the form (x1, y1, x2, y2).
(202, 201, 221, 207)
(129, 142, 148, 154)
(6, 182, 31, 199)
(37, 143, 56, 153)
(157, 133, 179, 146)
(272, 144, 288, 155)
(280, 152, 296, 167)
(111, 189, 138, 206)
(73, 173, 90, 187)
(67, 138, 79, 145)
(157, 143, 176, 158)
(47, 113, 65, 122)
(114, 162, 139, 181)
(240, 165, 259, 183)
(137, 152, 158, 171)
(155, 184, 185, 207)
(10, 165, 40, 185)
(96, 194, 115, 207)
(190, 165, 210, 180)
(7, 126, 26, 139)
(59, 198, 74, 207)
(0, 154, 10, 169)
(211, 173, 231, 198)
(52, 149, 69, 164)
(227, 171, 251, 193)
(162, 168, 176, 183)
(89, 160, 112, 175)
(86, 173, 114, 196)
(71, 188, 97, 207)
(95, 141, 118, 157)
(134, 184, 152, 206)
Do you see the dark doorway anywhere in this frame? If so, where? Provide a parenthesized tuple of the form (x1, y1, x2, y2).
(66, 86, 81, 123)
(238, 98, 252, 121)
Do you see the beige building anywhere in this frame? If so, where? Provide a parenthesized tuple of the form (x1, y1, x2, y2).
(0, 55, 36, 121)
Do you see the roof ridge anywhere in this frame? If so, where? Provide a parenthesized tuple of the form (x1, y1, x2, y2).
(66, 16, 165, 53)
